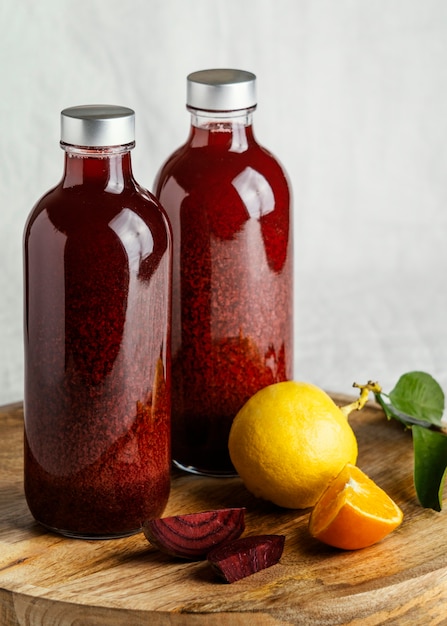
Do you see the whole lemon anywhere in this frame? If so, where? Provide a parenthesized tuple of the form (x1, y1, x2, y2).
(228, 381, 358, 509)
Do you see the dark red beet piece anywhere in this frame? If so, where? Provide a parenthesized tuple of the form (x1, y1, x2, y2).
(143, 508, 246, 560)
(207, 534, 285, 583)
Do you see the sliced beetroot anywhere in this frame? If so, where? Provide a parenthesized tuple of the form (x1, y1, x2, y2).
(143, 508, 246, 560)
(207, 534, 285, 583)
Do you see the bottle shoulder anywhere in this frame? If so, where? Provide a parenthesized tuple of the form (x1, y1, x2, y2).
(25, 180, 171, 240)
(154, 140, 290, 198)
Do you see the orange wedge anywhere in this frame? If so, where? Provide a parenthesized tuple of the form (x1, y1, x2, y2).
(309, 464, 403, 550)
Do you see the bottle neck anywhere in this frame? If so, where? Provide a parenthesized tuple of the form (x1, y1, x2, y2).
(187, 107, 256, 151)
(61, 143, 135, 191)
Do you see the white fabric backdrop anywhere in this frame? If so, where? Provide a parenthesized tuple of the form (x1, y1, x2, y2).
(1, 0, 446, 405)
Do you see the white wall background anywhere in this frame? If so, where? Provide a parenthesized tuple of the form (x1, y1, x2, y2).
(1, 0, 447, 405)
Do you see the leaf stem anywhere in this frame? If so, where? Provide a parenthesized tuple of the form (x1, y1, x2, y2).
(340, 381, 382, 418)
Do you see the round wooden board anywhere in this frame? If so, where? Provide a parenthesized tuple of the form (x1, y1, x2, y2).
(1, 398, 447, 625)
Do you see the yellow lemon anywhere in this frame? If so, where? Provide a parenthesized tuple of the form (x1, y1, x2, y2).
(228, 381, 358, 509)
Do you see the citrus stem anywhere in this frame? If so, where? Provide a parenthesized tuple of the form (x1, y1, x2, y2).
(340, 381, 382, 418)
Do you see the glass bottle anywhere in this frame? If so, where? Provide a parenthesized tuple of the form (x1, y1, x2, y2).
(154, 69, 293, 477)
(23, 105, 172, 538)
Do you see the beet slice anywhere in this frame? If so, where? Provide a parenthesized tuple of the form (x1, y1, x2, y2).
(207, 534, 285, 583)
(143, 508, 246, 559)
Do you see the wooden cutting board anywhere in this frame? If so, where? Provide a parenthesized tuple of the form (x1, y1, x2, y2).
(1, 397, 447, 626)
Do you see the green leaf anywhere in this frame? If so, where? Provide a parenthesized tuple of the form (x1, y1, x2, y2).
(388, 371, 445, 427)
(412, 425, 447, 511)
(372, 371, 447, 510)
(373, 389, 435, 430)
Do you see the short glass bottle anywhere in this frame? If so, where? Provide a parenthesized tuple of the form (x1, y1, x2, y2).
(154, 69, 294, 477)
(23, 105, 172, 538)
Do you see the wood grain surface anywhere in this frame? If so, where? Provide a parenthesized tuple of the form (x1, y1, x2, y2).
(1, 397, 447, 625)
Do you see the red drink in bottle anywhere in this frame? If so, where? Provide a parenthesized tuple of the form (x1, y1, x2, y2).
(24, 105, 172, 538)
(154, 70, 293, 476)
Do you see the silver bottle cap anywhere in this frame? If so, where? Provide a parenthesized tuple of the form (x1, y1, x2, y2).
(60, 105, 135, 147)
(186, 69, 257, 111)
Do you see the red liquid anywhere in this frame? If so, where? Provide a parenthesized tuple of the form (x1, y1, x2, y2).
(24, 151, 172, 537)
(154, 120, 293, 475)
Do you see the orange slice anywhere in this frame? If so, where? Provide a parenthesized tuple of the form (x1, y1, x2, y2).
(309, 463, 403, 550)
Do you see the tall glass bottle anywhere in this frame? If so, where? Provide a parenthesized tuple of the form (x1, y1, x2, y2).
(24, 105, 172, 538)
(154, 69, 293, 477)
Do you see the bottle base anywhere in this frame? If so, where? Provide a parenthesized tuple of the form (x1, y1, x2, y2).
(173, 459, 238, 478)
(37, 521, 143, 540)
